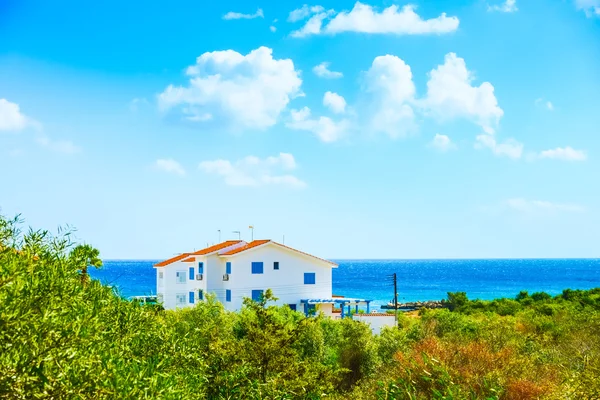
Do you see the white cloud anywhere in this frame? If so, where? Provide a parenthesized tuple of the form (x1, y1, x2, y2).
(286, 107, 348, 142)
(129, 97, 150, 112)
(537, 146, 587, 161)
(155, 159, 186, 176)
(475, 134, 523, 159)
(364, 55, 417, 138)
(424, 53, 503, 134)
(0, 98, 30, 132)
(574, 0, 600, 17)
(35, 135, 81, 154)
(291, 2, 459, 37)
(312, 62, 343, 79)
(158, 47, 302, 130)
(323, 91, 346, 114)
(270, 25, 277, 32)
(429, 134, 456, 152)
(506, 198, 585, 213)
(223, 8, 264, 20)
(288, 5, 326, 22)
(535, 98, 554, 110)
(488, 0, 518, 13)
(8, 149, 23, 157)
(199, 153, 306, 188)
(290, 11, 333, 37)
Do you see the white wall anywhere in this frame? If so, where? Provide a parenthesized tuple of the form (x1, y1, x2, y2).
(352, 314, 396, 335)
(156, 256, 207, 310)
(220, 243, 333, 312)
(157, 243, 335, 312)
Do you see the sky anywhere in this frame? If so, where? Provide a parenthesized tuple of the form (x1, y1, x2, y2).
(1, 0, 599, 259)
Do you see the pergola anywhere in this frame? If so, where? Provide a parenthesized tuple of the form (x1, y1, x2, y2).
(300, 297, 373, 318)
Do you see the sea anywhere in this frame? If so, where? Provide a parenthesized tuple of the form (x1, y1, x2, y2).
(89, 259, 600, 309)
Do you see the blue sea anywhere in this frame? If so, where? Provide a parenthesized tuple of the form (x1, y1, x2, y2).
(90, 259, 600, 308)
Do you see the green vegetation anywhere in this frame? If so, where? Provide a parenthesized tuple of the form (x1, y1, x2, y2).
(1, 214, 600, 399)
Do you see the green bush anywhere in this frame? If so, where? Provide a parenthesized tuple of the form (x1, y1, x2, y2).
(2, 212, 600, 399)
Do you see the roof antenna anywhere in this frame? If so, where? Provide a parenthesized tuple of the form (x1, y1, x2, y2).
(233, 231, 241, 240)
(218, 229, 221, 243)
(249, 225, 254, 241)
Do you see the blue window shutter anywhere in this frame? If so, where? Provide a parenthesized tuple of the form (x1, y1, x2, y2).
(304, 273, 316, 285)
(226, 289, 231, 302)
(226, 262, 231, 274)
(198, 262, 204, 274)
(198, 290, 203, 301)
(189, 267, 195, 280)
(251, 290, 263, 301)
(274, 262, 279, 270)
(288, 304, 297, 311)
(251, 262, 264, 274)
(189, 291, 195, 304)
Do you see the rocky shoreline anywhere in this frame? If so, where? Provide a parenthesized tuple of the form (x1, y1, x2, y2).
(380, 300, 446, 310)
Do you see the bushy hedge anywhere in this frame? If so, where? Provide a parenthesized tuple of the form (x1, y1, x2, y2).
(1, 213, 599, 399)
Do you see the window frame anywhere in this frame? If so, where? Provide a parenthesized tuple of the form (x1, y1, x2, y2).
(176, 293, 186, 305)
(176, 270, 186, 284)
(251, 262, 264, 274)
(273, 261, 279, 270)
(304, 272, 316, 285)
(251, 289, 264, 302)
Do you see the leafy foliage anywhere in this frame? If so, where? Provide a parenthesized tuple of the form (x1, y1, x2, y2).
(1, 213, 600, 399)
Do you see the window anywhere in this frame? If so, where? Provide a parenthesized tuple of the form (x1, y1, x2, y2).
(288, 304, 297, 311)
(226, 262, 231, 275)
(226, 289, 231, 302)
(198, 290, 204, 301)
(176, 294, 186, 305)
(189, 267, 195, 280)
(198, 262, 204, 274)
(189, 291, 195, 304)
(251, 290, 263, 302)
(158, 271, 164, 279)
(251, 262, 263, 274)
(158, 271, 164, 286)
(304, 272, 316, 285)
(176, 271, 186, 284)
(157, 293, 164, 303)
(274, 261, 279, 270)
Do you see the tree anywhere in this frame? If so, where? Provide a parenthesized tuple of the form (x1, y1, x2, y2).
(69, 244, 102, 283)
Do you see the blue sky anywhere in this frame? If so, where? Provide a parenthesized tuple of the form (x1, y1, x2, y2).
(1, 0, 599, 259)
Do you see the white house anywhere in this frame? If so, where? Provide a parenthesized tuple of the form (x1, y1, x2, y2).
(154, 239, 358, 316)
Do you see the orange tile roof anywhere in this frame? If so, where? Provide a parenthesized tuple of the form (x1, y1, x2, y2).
(220, 240, 271, 255)
(182, 257, 196, 262)
(191, 240, 242, 255)
(154, 253, 190, 267)
(154, 240, 243, 267)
